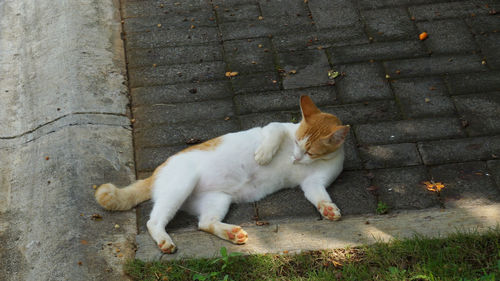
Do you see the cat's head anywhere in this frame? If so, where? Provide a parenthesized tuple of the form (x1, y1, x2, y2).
(293, 95, 349, 164)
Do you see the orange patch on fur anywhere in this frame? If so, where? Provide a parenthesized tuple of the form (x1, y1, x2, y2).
(180, 137, 222, 154)
(232, 227, 240, 233)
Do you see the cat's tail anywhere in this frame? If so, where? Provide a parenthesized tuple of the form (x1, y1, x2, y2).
(95, 177, 153, 211)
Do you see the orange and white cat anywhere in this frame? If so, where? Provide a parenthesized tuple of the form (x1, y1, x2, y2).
(95, 96, 349, 253)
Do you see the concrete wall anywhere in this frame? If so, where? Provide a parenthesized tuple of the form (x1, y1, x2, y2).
(0, 0, 136, 279)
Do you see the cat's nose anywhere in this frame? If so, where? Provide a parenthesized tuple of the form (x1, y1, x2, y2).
(293, 156, 302, 164)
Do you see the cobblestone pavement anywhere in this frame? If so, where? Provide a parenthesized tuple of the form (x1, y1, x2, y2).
(120, 0, 500, 237)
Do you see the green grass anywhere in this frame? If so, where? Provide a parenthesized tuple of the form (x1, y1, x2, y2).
(126, 228, 500, 281)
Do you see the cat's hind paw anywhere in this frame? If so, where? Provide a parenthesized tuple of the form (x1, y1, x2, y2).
(318, 201, 341, 221)
(226, 227, 248, 244)
(254, 145, 277, 165)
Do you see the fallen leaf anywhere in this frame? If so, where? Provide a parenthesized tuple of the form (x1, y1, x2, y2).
(328, 70, 340, 79)
(114, 224, 120, 229)
(423, 181, 445, 192)
(90, 214, 103, 221)
(425, 98, 430, 103)
(419, 32, 428, 40)
(225, 71, 238, 77)
(92, 185, 97, 190)
(258, 16, 263, 20)
(81, 240, 88, 245)
(256, 221, 269, 226)
(258, 44, 263, 48)
(157, 23, 162, 28)
(289, 70, 297, 74)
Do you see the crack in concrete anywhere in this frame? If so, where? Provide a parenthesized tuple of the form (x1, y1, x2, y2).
(0, 112, 129, 140)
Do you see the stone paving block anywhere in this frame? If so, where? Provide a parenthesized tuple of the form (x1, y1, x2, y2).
(321, 100, 400, 125)
(131, 81, 233, 106)
(429, 162, 500, 207)
(123, 11, 216, 33)
(356, 0, 445, 10)
(230, 72, 280, 94)
(134, 119, 240, 147)
(234, 87, 336, 115)
(122, 0, 212, 18)
(416, 19, 477, 54)
(373, 166, 441, 210)
(259, 0, 309, 19)
(487, 160, 500, 189)
(219, 17, 315, 41)
(278, 49, 331, 89)
(272, 26, 369, 52)
(359, 143, 422, 169)
(361, 8, 417, 41)
(330, 40, 426, 64)
(308, 0, 361, 29)
(223, 38, 275, 74)
(445, 71, 500, 95)
(135, 145, 185, 172)
(335, 62, 393, 103)
(239, 111, 300, 130)
(418, 136, 500, 165)
(256, 188, 319, 221)
(125, 26, 220, 49)
(391, 77, 456, 118)
(355, 118, 465, 145)
(126, 44, 222, 68)
(475, 33, 500, 69)
(409, 1, 495, 21)
(216, 3, 260, 23)
(453, 93, 500, 136)
(465, 15, 500, 34)
(328, 171, 376, 215)
(383, 54, 487, 78)
(224, 203, 257, 226)
(343, 131, 363, 170)
(132, 99, 234, 128)
(128, 61, 226, 88)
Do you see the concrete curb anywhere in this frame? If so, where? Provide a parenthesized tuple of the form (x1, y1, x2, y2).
(0, 0, 137, 280)
(136, 204, 500, 261)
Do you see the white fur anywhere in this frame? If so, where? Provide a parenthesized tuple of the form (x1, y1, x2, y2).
(147, 122, 345, 252)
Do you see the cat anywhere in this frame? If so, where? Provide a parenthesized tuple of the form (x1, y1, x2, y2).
(95, 95, 349, 254)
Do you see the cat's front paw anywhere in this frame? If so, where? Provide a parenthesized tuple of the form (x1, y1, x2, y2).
(254, 145, 276, 165)
(158, 239, 177, 254)
(318, 201, 341, 221)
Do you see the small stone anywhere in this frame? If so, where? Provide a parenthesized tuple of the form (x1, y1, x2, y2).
(157, 24, 162, 28)
(114, 224, 120, 229)
(258, 16, 263, 20)
(258, 44, 263, 48)
(425, 98, 430, 103)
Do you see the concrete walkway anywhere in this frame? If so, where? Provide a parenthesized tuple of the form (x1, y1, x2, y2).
(1, 0, 136, 280)
(121, 0, 500, 261)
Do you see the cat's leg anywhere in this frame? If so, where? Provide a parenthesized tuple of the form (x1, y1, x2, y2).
(254, 122, 288, 165)
(301, 180, 341, 221)
(189, 192, 248, 244)
(147, 163, 200, 254)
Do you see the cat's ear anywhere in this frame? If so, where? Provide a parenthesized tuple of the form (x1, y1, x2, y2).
(323, 125, 350, 145)
(300, 95, 321, 120)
